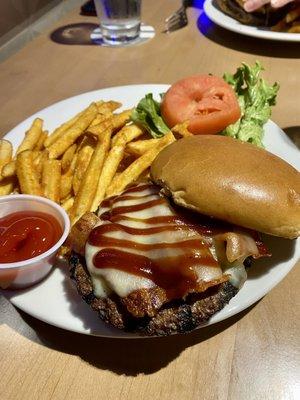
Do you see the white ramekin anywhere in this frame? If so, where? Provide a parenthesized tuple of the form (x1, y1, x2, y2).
(0, 194, 70, 289)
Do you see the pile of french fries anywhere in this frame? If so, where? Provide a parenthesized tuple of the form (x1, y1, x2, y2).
(0, 99, 191, 227)
(272, 6, 300, 33)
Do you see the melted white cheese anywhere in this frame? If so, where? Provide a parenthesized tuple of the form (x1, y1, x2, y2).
(86, 184, 224, 298)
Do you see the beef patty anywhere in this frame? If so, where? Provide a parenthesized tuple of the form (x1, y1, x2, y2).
(69, 252, 238, 336)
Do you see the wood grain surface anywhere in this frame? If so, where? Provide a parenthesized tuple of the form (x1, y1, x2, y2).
(0, 1, 299, 399)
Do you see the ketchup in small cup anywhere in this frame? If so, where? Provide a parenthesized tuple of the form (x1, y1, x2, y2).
(0, 211, 62, 263)
(0, 195, 70, 289)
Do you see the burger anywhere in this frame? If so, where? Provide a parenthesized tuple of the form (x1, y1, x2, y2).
(68, 135, 300, 336)
(215, 0, 291, 26)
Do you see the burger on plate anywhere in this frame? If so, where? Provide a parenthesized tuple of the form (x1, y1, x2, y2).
(68, 135, 300, 336)
(214, 0, 291, 26)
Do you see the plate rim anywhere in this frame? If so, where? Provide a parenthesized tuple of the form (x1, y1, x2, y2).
(203, 0, 300, 42)
(2, 84, 299, 338)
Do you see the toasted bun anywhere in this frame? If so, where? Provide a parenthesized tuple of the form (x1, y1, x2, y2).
(150, 136, 300, 239)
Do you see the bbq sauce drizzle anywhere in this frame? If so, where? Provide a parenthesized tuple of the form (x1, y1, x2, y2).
(88, 183, 227, 300)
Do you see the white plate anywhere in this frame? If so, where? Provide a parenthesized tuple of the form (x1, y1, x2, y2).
(2, 84, 300, 338)
(204, 0, 300, 42)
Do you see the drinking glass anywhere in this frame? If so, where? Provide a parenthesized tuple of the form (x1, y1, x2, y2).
(94, 0, 142, 45)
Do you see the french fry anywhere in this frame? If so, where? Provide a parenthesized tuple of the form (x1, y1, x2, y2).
(91, 124, 143, 211)
(35, 130, 48, 150)
(0, 139, 13, 178)
(61, 143, 77, 173)
(16, 150, 42, 195)
(272, 6, 300, 32)
(90, 145, 123, 211)
(126, 138, 161, 156)
(47, 103, 97, 158)
(57, 245, 71, 259)
(1, 160, 16, 179)
(31, 150, 41, 164)
(271, 19, 288, 32)
(0, 98, 178, 214)
(95, 100, 104, 108)
(89, 113, 112, 127)
(112, 123, 143, 146)
(112, 109, 132, 130)
(35, 150, 49, 181)
(171, 121, 192, 137)
(286, 7, 300, 23)
(72, 136, 96, 194)
(87, 109, 132, 139)
(11, 185, 20, 194)
(97, 101, 121, 114)
(288, 23, 300, 33)
(0, 177, 16, 196)
(89, 100, 121, 127)
(61, 196, 74, 212)
(17, 118, 43, 154)
(87, 119, 113, 138)
(70, 128, 112, 224)
(60, 154, 78, 200)
(44, 115, 81, 148)
(106, 132, 175, 197)
(42, 159, 61, 202)
(44, 102, 100, 148)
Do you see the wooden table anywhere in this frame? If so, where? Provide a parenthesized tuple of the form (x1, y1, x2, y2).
(0, 1, 299, 399)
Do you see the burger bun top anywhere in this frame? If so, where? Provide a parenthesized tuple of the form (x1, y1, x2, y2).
(150, 135, 300, 239)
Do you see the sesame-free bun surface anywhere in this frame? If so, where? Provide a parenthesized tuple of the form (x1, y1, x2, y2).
(150, 135, 300, 239)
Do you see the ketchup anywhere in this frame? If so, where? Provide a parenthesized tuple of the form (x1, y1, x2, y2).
(0, 211, 62, 263)
(93, 248, 218, 300)
(87, 183, 269, 302)
(88, 183, 222, 301)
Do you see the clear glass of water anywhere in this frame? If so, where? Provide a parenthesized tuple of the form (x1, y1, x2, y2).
(94, 0, 142, 45)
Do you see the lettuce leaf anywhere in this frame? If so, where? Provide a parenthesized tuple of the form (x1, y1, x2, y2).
(131, 93, 170, 138)
(131, 62, 278, 146)
(222, 61, 279, 147)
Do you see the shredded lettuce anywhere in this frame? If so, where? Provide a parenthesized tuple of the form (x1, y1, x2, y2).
(131, 93, 170, 138)
(222, 61, 279, 147)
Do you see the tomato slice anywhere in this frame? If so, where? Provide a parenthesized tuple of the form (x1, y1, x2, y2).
(161, 75, 241, 135)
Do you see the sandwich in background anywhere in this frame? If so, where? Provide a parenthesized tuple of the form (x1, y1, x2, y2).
(214, 0, 295, 29)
